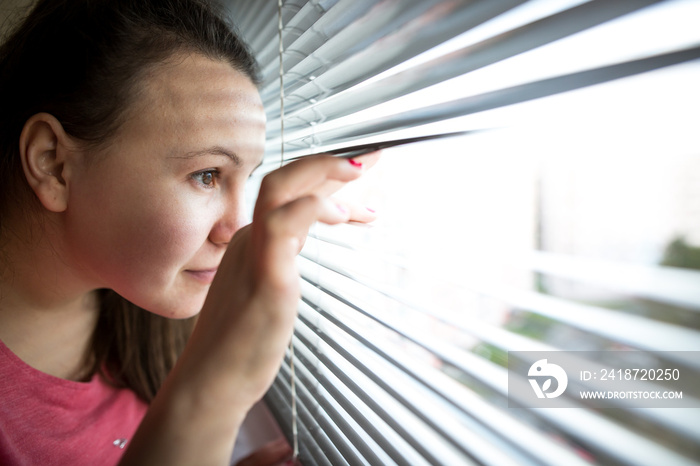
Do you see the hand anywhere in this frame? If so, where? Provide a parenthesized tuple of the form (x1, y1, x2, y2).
(190, 153, 379, 400)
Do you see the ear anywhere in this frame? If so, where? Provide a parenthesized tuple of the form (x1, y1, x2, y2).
(19, 113, 75, 213)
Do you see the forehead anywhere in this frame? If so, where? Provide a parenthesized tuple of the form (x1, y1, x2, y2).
(144, 52, 262, 114)
(119, 52, 266, 159)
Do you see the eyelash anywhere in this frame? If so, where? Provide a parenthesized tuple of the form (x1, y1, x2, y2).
(190, 169, 220, 189)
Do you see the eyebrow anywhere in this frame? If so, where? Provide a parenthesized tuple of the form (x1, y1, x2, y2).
(168, 146, 241, 166)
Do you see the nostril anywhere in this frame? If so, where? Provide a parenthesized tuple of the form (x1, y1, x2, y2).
(209, 212, 248, 246)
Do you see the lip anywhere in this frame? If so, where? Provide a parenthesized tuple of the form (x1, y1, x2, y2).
(184, 268, 218, 284)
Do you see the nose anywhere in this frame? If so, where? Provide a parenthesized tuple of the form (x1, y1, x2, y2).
(208, 194, 248, 246)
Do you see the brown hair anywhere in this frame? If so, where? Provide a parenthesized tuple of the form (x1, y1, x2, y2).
(0, 0, 260, 402)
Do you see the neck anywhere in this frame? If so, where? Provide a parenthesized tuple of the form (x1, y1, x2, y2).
(0, 213, 100, 381)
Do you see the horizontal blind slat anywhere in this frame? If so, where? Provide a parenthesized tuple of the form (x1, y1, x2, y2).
(230, 0, 280, 54)
(279, 353, 388, 466)
(261, 0, 527, 117)
(298, 245, 700, 362)
(300, 261, 700, 448)
(271, 47, 700, 157)
(293, 320, 458, 466)
(304, 297, 698, 466)
(307, 230, 700, 311)
(297, 296, 506, 465)
(289, 325, 431, 465)
(296, 309, 668, 465)
(252, 0, 340, 72)
(263, 0, 661, 138)
(298, 266, 512, 399)
(276, 360, 356, 466)
(258, 0, 450, 99)
(297, 283, 591, 466)
(527, 250, 700, 310)
(265, 381, 330, 466)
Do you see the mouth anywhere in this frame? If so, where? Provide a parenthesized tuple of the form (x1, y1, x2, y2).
(184, 268, 218, 284)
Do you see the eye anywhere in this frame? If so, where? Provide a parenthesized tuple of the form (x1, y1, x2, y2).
(191, 169, 219, 188)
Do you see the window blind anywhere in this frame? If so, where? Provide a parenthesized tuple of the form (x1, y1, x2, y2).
(223, 0, 700, 465)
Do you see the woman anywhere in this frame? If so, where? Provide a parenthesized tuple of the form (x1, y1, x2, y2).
(0, 0, 378, 464)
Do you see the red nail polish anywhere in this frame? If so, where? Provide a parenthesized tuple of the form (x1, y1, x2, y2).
(348, 159, 363, 168)
(366, 207, 376, 213)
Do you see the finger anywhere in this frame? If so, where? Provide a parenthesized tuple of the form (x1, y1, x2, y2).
(255, 156, 361, 219)
(330, 197, 377, 224)
(313, 150, 382, 199)
(345, 201, 378, 223)
(260, 194, 348, 243)
(234, 438, 292, 466)
(254, 151, 380, 220)
(351, 149, 381, 169)
(253, 195, 336, 295)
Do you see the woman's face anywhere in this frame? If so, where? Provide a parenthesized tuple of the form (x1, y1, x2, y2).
(64, 54, 266, 318)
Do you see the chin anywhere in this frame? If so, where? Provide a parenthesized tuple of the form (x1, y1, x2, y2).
(161, 308, 202, 320)
(133, 292, 206, 320)
(115, 275, 209, 319)
(163, 299, 206, 320)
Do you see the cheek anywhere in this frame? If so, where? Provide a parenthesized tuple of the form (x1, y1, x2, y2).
(65, 177, 211, 299)
(111, 206, 201, 272)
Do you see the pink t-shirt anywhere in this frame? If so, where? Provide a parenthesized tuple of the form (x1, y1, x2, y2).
(0, 339, 148, 465)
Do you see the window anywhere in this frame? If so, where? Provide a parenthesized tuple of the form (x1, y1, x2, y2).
(227, 1, 700, 464)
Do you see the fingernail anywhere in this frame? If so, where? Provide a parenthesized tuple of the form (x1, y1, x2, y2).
(337, 204, 349, 214)
(366, 207, 376, 213)
(348, 159, 363, 168)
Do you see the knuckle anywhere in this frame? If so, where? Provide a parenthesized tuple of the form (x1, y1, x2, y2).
(264, 194, 323, 233)
(258, 170, 279, 195)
